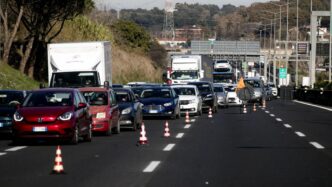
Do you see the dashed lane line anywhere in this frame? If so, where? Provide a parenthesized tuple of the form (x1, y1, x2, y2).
(143, 161, 161, 173)
(163, 144, 175, 151)
(265, 111, 270, 114)
(295, 131, 306, 137)
(310, 142, 325, 149)
(176, 133, 184, 139)
(276, 118, 282, 122)
(184, 125, 191, 129)
(5, 146, 27, 152)
(270, 114, 275, 117)
(284, 124, 292, 128)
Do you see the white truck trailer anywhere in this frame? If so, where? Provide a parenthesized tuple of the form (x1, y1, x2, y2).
(47, 41, 111, 87)
(167, 55, 204, 84)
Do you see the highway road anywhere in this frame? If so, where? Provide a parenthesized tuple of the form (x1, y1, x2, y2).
(0, 99, 331, 187)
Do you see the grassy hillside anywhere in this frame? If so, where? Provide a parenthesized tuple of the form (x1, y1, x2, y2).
(0, 63, 40, 90)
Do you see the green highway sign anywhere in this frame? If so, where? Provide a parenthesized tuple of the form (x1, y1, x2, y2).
(279, 68, 287, 79)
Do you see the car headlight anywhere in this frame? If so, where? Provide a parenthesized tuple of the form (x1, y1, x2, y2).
(58, 112, 73, 121)
(96, 112, 106, 119)
(13, 112, 24, 122)
(164, 102, 172, 107)
(122, 108, 132, 115)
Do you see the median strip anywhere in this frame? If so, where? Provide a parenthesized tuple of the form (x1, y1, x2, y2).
(143, 161, 161, 173)
(163, 144, 175, 151)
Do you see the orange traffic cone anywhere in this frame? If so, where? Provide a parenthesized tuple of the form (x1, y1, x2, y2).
(262, 99, 266, 109)
(164, 121, 170, 137)
(208, 107, 213, 118)
(243, 104, 247, 114)
(51, 146, 65, 174)
(138, 122, 148, 145)
(253, 103, 256, 112)
(185, 111, 190, 123)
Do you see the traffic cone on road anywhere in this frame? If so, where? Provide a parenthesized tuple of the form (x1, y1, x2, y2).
(262, 99, 266, 109)
(243, 104, 247, 114)
(253, 103, 257, 112)
(51, 146, 65, 174)
(138, 122, 148, 145)
(163, 121, 170, 137)
(208, 107, 213, 118)
(185, 111, 190, 123)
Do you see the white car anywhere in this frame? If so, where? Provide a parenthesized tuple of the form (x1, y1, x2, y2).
(213, 60, 232, 73)
(225, 84, 242, 106)
(213, 83, 227, 107)
(267, 82, 278, 97)
(171, 85, 202, 116)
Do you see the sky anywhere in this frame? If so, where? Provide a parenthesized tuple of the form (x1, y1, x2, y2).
(94, 0, 272, 10)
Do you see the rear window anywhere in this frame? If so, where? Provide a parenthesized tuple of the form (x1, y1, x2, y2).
(173, 87, 196, 96)
(214, 86, 224, 92)
(82, 91, 108, 106)
(244, 80, 261, 88)
(114, 91, 132, 102)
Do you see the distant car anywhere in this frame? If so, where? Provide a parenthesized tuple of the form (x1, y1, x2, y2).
(112, 84, 124, 88)
(267, 82, 278, 97)
(213, 83, 227, 107)
(188, 81, 218, 113)
(0, 90, 28, 135)
(225, 84, 242, 106)
(243, 77, 266, 103)
(79, 87, 120, 135)
(113, 88, 143, 131)
(139, 86, 180, 119)
(171, 85, 202, 116)
(264, 84, 273, 101)
(213, 60, 232, 73)
(12, 88, 92, 144)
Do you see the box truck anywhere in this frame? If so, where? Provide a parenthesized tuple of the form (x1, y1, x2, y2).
(47, 41, 111, 87)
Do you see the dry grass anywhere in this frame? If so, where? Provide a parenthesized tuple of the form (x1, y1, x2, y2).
(112, 46, 163, 84)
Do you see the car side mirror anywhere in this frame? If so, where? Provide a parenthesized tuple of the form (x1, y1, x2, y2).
(77, 102, 87, 109)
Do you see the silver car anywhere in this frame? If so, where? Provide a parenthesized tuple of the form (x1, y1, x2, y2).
(213, 83, 227, 107)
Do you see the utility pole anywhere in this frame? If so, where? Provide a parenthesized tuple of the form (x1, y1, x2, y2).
(162, 0, 175, 41)
(296, 0, 299, 87)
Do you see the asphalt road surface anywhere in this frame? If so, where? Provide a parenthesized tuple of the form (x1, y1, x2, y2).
(0, 99, 331, 187)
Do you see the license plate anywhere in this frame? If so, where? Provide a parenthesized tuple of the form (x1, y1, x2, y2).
(0, 122, 3, 127)
(33, 127, 47, 132)
(149, 110, 158, 114)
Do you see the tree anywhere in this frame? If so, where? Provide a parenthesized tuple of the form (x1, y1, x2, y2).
(0, 0, 23, 64)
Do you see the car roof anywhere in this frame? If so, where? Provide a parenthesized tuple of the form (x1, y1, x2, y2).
(171, 85, 197, 88)
(113, 88, 132, 92)
(78, 87, 109, 92)
(188, 81, 211, 84)
(37, 88, 78, 92)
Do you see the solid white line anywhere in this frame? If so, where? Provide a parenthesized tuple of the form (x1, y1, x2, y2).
(176, 133, 184, 138)
(184, 124, 191, 129)
(284, 124, 292, 128)
(270, 114, 275, 117)
(310, 142, 325, 149)
(5, 146, 27, 152)
(293, 100, 332, 112)
(265, 111, 270, 113)
(276, 118, 282, 122)
(295, 131, 306, 137)
(163, 144, 175, 151)
(0, 152, 7, 156)
(143, 161, 161, 172)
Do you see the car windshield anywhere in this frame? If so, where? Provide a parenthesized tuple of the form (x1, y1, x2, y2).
(214, 86, 224, 93)
(173, 87, 196, 96)
(171, 71, 198, 80)
(23, 91, 72, 107)
(115, 91, 132, 103)
(141, 89, 172, 98)
(82, 91, 108, 106)
(0, 92, 24, 106)
(194, 84, 212, 93)
(244, 80, 261, 88)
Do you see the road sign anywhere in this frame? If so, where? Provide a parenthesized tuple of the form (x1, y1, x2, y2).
(279, 68, 287, 79)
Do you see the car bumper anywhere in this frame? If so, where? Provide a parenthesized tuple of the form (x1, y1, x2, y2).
(227, 97, 242, 106)
(119, 114, 134, 126)
(180, 103, 198, 114)
(92, 118, 111, 132)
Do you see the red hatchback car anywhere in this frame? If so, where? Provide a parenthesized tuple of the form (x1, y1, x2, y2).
(12, 88, 92, 144)
(79, 87, 120, 135)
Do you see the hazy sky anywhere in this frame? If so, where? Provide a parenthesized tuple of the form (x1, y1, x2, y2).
(94, 0, 271, 10)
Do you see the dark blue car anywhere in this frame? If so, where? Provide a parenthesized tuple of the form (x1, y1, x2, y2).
(0, 90, 28, 135)
(114, 88, 143, 131)
(139, 86, 180, 119)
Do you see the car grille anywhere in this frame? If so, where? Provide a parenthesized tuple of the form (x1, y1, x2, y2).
(143, 105, 164, 110)
(180, 100, 190, 105)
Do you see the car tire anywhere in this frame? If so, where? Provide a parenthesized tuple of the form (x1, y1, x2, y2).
(112, 119, 120, 134)
(70, 125, 79, 145)
(105, 122, 112, 136)
(83, 124, 92, 142)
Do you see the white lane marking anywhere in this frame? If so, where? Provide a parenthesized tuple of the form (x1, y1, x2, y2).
(184, 124, 191, 129)
(295, 131, 306, 137)
(284, 124, 292, 128)
(190, 119, 196, 122)
(276, 118, 282, 122)
(163, 144, 175, 151)
(310, 142, 325, 149)
(143, 161, 161, 173)
(5, 146, 27, 152)
(265, 111, 270, 114)
(176, 133, 184, 139)
(0, 152, 7, 156)
(270, 114, 275, 117)
(293, 100, 332, 112)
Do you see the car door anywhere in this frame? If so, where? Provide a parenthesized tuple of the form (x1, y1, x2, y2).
(109, 90, 119, 128)
(74, 91, 85, 134)
(77, 91, 91, 132)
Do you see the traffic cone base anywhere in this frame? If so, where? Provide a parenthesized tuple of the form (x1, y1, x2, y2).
(243, 105, 247, 114)
(185, 111, 190, 123)
(138, 123, 148, 145)
(208, 107, 213, 118)
(164, 121, 170, 137)
(51, 146, 65, 174)
(253, 104, 256, 112)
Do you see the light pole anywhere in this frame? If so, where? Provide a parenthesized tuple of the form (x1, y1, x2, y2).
(296, 0, 299, 87)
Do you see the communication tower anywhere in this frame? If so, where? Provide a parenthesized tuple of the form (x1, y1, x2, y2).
(162, 0, 175, 40)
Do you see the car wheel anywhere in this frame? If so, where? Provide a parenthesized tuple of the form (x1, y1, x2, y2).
(70, 125, 79, 145)
(112, 119, 120, 134)
(83, 124, 92, 142)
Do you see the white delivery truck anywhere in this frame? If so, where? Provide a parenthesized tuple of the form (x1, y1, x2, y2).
(167, 55, 204, 84)
(47, 41, 111, 87)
